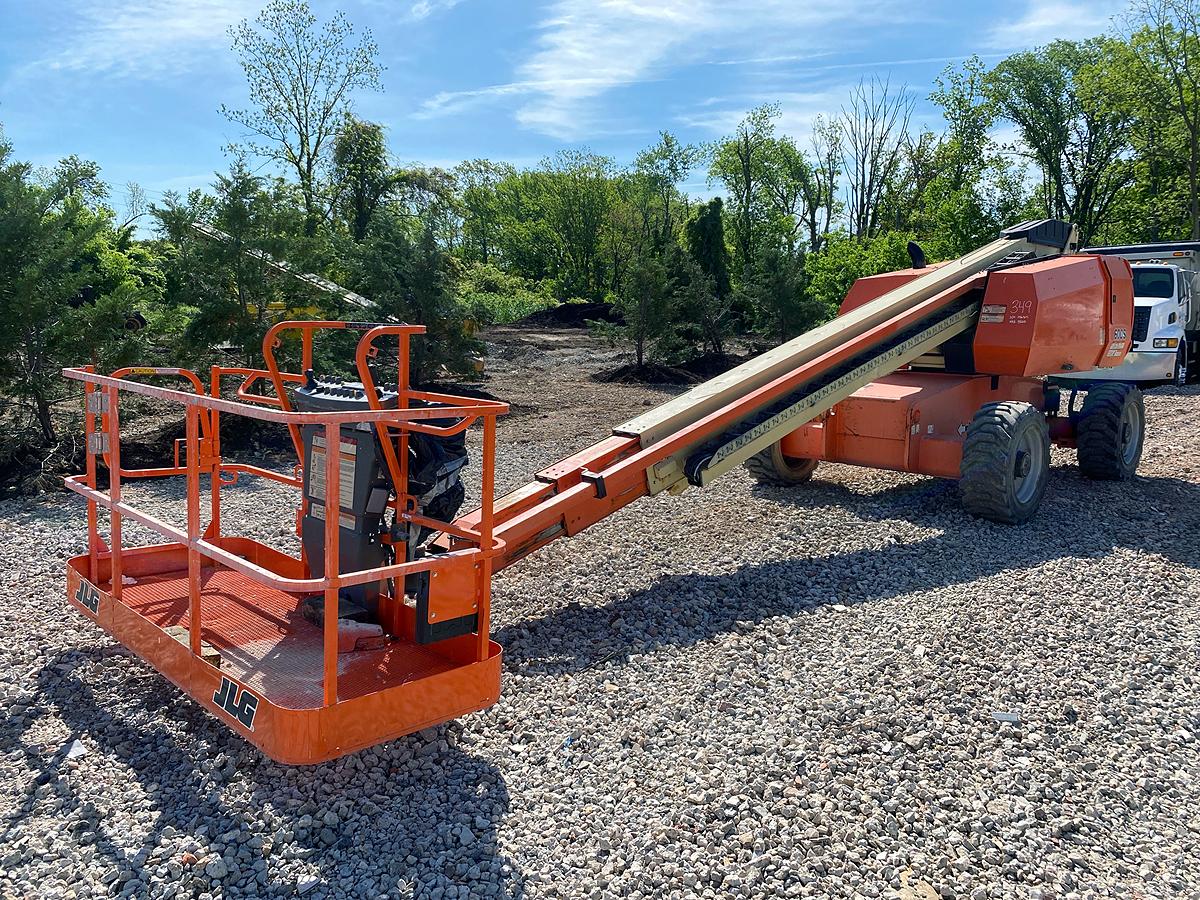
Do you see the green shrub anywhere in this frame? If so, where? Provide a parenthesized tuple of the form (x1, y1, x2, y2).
(459, 262, 555, 325)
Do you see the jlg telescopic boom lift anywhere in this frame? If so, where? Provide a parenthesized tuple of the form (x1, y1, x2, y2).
(63, 220, 1144, 763)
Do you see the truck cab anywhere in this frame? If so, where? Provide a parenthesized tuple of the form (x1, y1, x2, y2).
(1125, 262, 1191, 384)
(1058, 243, 1200, 387)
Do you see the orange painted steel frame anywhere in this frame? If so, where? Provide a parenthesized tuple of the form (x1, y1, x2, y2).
(778, 253, 1135, 479)
(457, 253, 1135, 573)
(62, 323, 508, 764)
(779, 373, 1048, 478)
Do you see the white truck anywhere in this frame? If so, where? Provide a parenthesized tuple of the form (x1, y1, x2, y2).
(1057, 241, 1200, 387)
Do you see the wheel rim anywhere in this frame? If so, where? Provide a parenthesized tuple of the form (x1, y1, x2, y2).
(1119, 400, 1143, 466)
(1013, 429, 1045, 504)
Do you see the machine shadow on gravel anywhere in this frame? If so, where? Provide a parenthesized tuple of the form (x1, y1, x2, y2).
(5, 649, 525, 898)
(753, 464, 1200, 568)
(494, 466, 1200, 676)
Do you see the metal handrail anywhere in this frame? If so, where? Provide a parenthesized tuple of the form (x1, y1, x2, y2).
(65, 333, 506, 707)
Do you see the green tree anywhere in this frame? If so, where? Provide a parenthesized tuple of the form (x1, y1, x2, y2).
(986, 39, 1134, 245)
(710, 105, 769, 272)
(540, 150, 616, 299)
(608, 254, 672, 368)
(492, 169, 558, 283)
(631, 131, 700, 251)
(711, 105, 839, 275)
(669, 248, 730, 358)
(154, 162, 305, 366)
(919, 58, 1029, 256)
(394, 165, 461, 252)
(332, 115, 398, 241)
(757, 135, 820, 255)
(685, 197, 731, 303)
(455, 159, 515, 265)
(1127, 0, 1200, 238)
(737, 247, 824, 343)
(804, 231, 915, 321)
(709, 104, 781, 274)
(223, 0, 382, 233)
(0, 141, 167, 445)
(348, 211, 477, 382)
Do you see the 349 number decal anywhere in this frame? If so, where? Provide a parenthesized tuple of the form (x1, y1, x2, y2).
(212, 677, 260, 730)
(72, 577, 101, 614)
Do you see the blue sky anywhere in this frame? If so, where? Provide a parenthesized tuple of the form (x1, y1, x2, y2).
(0, 0, 1124, 211)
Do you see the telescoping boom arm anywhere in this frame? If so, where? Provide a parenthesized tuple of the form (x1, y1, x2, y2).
(453, 219, 1078, 568)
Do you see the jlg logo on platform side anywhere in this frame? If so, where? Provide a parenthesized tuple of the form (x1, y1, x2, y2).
(213, 676, 260, 730)
(73, 578, 101, 614)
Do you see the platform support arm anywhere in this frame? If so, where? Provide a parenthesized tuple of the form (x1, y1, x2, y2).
(83, 372, 100, 583)
(322, 421, 340, 707)
(186, 405, 202, 655)
(476, 415, 497, 661)
(107, 386, 124, 601)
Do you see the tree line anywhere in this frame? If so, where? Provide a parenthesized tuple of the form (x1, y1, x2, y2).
(1, 0, 1198, 484)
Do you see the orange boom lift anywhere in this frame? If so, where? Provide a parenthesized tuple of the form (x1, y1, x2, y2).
(63, 220, 1142, 763)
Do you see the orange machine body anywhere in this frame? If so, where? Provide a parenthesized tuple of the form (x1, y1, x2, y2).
(843, 255, 1134, 377)
(779, 254, 1134, 479)
(840, 264, 949, 314)
(973, 255, 1133, 376)
(778, 373, 1048, 479)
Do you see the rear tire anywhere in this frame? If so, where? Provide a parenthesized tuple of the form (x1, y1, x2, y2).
(744, 442, 818, 486)
(1077, 383, 1144, 480)
(960, 401, 1050, 524)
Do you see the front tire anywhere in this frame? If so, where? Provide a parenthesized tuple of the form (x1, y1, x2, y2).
(1077, 383, 1145, 480)
(744, 442, 819, 486)
(1174, 346, 1188, 387)
(960, 401, 1050, 524)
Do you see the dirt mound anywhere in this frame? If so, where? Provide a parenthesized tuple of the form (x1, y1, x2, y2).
(517, 302, 623, 328)
(591, 351, 754, 386)
(416, 382, 504, 402)
(676, 351, 751, 379)
(591, 363, 700, 385)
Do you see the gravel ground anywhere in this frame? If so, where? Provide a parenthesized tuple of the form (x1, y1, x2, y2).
(2, 326, 1199, 900)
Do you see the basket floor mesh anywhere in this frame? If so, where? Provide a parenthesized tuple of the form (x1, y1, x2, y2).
(107, 567, 456, 709)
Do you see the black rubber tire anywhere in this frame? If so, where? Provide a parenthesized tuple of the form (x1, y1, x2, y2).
(1174, 346, 1188, 387)
(1076, 383, 1145, 480)
(744, 442, 819, 486)
(959, 401, 1050, 524)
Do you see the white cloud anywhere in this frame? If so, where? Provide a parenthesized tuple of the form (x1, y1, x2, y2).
(676, 88, 849, 145)
(513, 0, 717, 137)
(408, 0, 465, 21)
(986, 0, 1121, 49)
(418, 80, 563, 118)
(417, 0, 907, 139)
(36, 0, 257, 77)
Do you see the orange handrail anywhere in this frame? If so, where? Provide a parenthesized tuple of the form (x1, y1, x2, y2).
(64, 332, 508, 708)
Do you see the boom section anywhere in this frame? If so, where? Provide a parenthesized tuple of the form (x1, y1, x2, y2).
(457, 220, 1077, 569)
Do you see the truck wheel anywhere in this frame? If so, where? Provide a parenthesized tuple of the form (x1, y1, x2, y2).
(960, 401, 1050, 524)
(744, 442, 818, 486)
(1077, 383, 1145, 480)
(1174, 346, 1188, 387)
